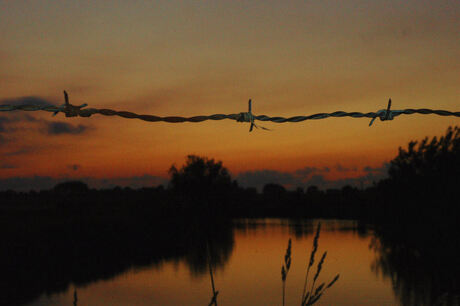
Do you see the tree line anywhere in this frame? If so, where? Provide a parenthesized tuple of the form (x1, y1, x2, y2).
(1, 126, 459, 221)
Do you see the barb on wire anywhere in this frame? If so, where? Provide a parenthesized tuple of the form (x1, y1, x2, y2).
(237, 99, 270, 131)
(54, 90, 88, 117)
(0, 91, 459, 132)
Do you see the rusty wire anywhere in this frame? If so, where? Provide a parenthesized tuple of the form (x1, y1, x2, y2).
(1, 91, 459, 132)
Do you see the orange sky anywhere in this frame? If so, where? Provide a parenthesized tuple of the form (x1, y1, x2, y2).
(0, 1, 459, 190)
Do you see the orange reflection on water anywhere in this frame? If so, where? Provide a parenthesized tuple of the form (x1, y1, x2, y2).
(31, 220, 397, 306)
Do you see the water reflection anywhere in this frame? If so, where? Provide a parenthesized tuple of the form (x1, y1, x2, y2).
(181, 218, 234, 277)
(234, 218, 369, 239)
(0, 214, 234, 306)
(27, 218, 397, 306)
(5, 216, 459, 306)
(371, 222, 460, 306)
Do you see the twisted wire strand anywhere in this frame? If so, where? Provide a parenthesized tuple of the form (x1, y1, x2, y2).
(0, 104, 242, 122)
(1, 102, 459, 131)
(254, 109, 460, 123)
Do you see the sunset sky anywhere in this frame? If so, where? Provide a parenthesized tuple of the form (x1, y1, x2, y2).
(0, 0, 459, 191)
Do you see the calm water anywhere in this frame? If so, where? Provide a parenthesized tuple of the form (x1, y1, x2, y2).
(27, 219, 402, 306)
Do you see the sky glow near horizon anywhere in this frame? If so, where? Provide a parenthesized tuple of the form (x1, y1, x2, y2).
(0, 0, 459, 190)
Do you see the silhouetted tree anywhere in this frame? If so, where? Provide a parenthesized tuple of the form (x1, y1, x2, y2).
(386, 126, 459, 197)
(306, 185, 320, 196)
(53, 181, 89, 194)
(375, 126, 460, 221)
(263, 183, 286, 201)
(168, 155, 233, 204)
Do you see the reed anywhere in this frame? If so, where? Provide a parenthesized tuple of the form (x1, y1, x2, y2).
(281, 238, 292, 306)
(73, 289, 78, 306)
(207, 240, 219, 306)
(280, 222, 340, 306)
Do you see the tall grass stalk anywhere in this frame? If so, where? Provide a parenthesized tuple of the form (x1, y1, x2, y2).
(207, 241, 219, 306)
(280, 222, 340, 306)
(73, 289, 78, 306)
(281, 238, 292, 306)
(301, 223, 320, 303)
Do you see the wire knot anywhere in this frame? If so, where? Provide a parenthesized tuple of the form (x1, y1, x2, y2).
(237, 111, 254, 123)
(369, 98, 394, 126)
(53, 91, 89, 117)
(237, 99, 270, 132)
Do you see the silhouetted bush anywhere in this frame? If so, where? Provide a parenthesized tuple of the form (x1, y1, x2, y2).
(168, 155, 235, 206)
(263, 183, 286, 200)
(388, 125, 459, 195)
(54, 180, 89, 194)
(374, 126, 460, 222)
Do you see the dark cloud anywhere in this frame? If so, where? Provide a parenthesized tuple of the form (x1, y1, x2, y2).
(236, 170, 298, 191)
(0, 96, 90, 147)
(90, 175, 168, 189)
(0, 96, 56, 107)
(236, 162, 390, 191)
(307, 174, 328, 187)
(45, 122, 88, 135)
(0, 175, 168, 191)
(3, 146, 39, 156)
(0, 163, 18, 169)
(324, 163, 390, 189)
(23, 114, 40, 122)
(0, 116, 11, 132)
(295, 166, 330, 177)
(0, 176, 59, 191)
(335, 164, 358, 172)
(0, 114, 33, 140)
(0, 115, 21, 133)
(0, 96, 91, 137)
(237, 169, 330, 191)
(0, 113, 38, 142)
(363, 163, 390, 174)
(68, 164, 81, 171)
(0, 163, 391, 192)
(0, 116, 17, 146)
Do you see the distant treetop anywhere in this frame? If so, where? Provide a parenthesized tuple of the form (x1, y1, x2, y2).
(53, 181, 89, 194)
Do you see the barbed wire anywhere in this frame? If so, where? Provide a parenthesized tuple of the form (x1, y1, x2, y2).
(1, 91, 459, 132)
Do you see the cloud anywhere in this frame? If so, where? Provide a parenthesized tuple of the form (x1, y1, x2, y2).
(45, 122, 88, 135)
(236, 162, 390, 191)
(23, 114, 41, 122)
(0, 175, 168, 191)
(0, 161, 391, 192)
(0, 115, 23, 133)
(0, 134, 7, 145)
(307, 174, 328, 187)
(237, 169, 330, 191)
(0, 96, 91, 135)
(0, 116, 11, 132)
(3, 146, 40, 156)
(0, 176, 59, 191)
(88, 175, 168, 189)
(68, 164, 81, 171)
(0, 96, 57, 127)
(335, 164, 358, 172)
(363, 163, 390, 175)
(295, 166, 330, 177)
(0, 116, 16, 146)
(0, 163, 18, 169)
(0, 96, 91, 147)
(236, 170, 298, 191)
(0, 113, 43, 143)
(0, 96, 56, 107)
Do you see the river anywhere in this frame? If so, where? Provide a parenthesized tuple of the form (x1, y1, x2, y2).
(28, 219, 403, 306)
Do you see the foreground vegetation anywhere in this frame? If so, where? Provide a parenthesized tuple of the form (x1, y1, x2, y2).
(282, 223, 339, 306)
